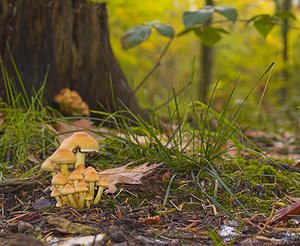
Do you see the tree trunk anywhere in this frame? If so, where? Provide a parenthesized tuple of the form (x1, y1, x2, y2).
(199, 0, 214, 103)
(274, 0, 291, 102)
(282, 0, 291, 70)
(0, 0, 143, 116)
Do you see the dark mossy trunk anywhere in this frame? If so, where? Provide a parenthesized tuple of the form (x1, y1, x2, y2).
(0, 0, 143, 115)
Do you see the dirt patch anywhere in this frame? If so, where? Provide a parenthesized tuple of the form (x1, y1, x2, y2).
(1, 173, 300, 245)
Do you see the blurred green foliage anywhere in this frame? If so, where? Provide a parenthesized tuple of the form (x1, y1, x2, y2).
(104, 0, 299, 130)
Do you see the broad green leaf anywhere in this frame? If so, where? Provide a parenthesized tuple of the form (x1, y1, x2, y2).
(194, 27, 228, 46)
(253, 15, 274, 38)
(215, 6, 238, 23)
(145, 20, 160, 26)
(121, 25, 151, 49)
(154, 24, 175, 38)
(274, 11, 296, 20)
(183, 9, 214, 28)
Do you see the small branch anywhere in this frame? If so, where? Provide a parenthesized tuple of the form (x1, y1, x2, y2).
(132, 38, 174, 95)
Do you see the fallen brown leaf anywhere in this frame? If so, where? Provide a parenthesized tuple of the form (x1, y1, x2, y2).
(161, 171, 172, 182)
(138, 215, 161, 225)
(98, 162, 164, 193)
(270, 200, 300, 224)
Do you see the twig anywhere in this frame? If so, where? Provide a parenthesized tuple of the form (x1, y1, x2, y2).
(132, 38, 174, 95)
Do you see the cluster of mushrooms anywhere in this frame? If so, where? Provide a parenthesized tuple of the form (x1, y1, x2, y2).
(54, 88, 90, 116)
(41, 132, 108, 209)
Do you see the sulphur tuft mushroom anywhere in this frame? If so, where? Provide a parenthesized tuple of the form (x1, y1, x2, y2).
(44, 132, 103, 209)
(76, 164, 86, 175)
(84, 192, 93, 209)
(51, 172, 69, 205)
(93, 178, 109, 205)
(50, 148, 76, 176)
(75, 180, 89, 209)
(61, 132, 99, 169)
(41, 158, 57, 177)
(68, 169, 83, 188)
(54, 88, 90, 116)
(84, 168, 100, 200)
(51, 188, 63, 207)
(62, 183, 78, 208)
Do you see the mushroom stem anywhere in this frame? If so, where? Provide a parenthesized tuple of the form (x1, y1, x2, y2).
(61, 195, 70, 205)
(75, 152, 85, 168)
(67, 194, 78, 208)
(89, 182, 95, 201)
(93, 187, 104, 205)
(60, 164, 69, 176)
(86, 200, 91, 209)
(57, 185, 70, 205)
(78, 192, 85, 209)
(56, 199, 63, 208)
(54, 196, 62, 206)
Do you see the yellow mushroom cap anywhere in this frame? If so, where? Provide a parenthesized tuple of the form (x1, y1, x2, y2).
(69, 170, 83, 181)
(76, 164, 86, 174)
(50, 148, 76, 164)
(41, 158, 55, 172)
(96, 178, 109, 187)
(61, 132, 98, 152)
(61, 184, 75, 195)
(84, 170, 100, 182)
(52, 172, 68, 186)
(75, 180, 89, 193)
(50, 188, 60, 197)
(84, 166, 97, 176)
(84, 192, 93, 201)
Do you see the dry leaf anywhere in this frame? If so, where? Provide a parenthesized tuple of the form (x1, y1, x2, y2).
(98, 162, 164, 193)
(270, 200, 300, 224)
(161, 171, 172, 182)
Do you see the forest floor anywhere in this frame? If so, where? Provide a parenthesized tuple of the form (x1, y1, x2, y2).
(1, 127, 300, 246)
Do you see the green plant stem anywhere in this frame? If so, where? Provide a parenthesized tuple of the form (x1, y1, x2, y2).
(132, 38, 173, 95)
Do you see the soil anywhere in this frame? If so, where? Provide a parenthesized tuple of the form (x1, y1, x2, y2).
(1, 171, 300, 246)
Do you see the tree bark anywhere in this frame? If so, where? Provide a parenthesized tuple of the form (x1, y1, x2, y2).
(0, 0, 143, 115)
(199, 0, 214, 103)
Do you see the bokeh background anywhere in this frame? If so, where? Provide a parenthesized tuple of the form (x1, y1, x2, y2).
(103, 0, 300, 129)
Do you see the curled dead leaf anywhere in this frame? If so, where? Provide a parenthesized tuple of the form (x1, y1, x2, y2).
(97, 162, 164, 194)
(270, 200, 300, 224)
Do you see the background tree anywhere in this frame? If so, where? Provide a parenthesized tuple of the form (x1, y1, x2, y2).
(199, 0, 214, 103)
(0, 0, 143, 116)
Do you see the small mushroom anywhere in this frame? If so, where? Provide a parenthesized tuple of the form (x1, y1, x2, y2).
(51, 188, 63, 207)
(76, 164, 86, 175)
(84, 168, 100, 200)
(93, 178, 109, 205)
(50, 148, 76, 176)
(61, 132, 98, 168)
(41, 158, 57, 177)
(51, 172, 69, 205)
(84, 192, 93, 209)
(75, 180, 89, 209)
(62, 184, 78, 208)
(68, 169, 83, 188)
